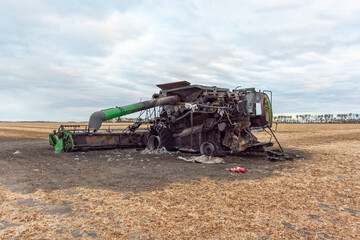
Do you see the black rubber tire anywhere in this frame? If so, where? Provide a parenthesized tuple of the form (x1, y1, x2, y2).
(147, 124, 173, 150)
(147, 135, 161, 150)
(200, 142, 216, 156)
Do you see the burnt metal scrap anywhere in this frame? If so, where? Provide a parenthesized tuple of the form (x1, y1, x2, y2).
(265, 149, 293, 161)
(50, 81, 286, 158)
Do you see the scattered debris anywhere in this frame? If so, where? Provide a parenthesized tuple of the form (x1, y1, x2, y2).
(140, 147, 171, 155)
(265, 149, 293, 161)
(228, 167, 247, 173)
(13, 150, 21, 155)
(177, 155, 224, 164)
(177, 156, 192, 162)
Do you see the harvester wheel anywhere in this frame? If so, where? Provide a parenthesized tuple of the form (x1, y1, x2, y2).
(147, 135, 161, 150)
(146, 124, 173, 150)
(200, 142, 216, 156)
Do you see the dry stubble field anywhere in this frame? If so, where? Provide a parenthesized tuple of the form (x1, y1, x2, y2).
(0, 122, 359, 239)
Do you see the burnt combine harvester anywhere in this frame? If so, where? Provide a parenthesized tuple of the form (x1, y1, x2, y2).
(50, 81, 284, 158)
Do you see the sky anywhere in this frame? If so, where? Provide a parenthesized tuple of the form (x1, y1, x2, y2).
(0, 0, 359, 121)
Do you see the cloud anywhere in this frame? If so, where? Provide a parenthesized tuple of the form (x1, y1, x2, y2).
(0, 0, 360, 121)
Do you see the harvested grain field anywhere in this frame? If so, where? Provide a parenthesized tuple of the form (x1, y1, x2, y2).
(0, 123, 359, 239)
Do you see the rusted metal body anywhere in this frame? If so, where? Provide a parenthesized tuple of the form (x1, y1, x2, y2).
(72, 131, 147, 151)
(147, 81, 274, 156)
(50, 81, 276, 156)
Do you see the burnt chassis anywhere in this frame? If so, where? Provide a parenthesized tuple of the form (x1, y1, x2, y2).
(50, 81, 286, 157)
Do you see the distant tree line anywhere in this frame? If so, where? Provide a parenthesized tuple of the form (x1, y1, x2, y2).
(274, 113, 360, 123)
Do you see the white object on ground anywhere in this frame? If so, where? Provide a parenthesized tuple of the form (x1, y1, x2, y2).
(178, 155, 224, 164)
(140, 147, 171, 155)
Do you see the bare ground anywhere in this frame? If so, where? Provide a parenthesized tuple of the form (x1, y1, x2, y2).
(0, 123, 359, 239)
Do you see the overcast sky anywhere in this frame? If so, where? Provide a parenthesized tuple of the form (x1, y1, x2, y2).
(1, 0, 359, 121)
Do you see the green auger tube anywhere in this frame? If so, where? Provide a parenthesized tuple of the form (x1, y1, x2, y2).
(88, 95, 179, 131)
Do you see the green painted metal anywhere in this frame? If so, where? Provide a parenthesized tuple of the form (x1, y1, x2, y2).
(49, 133, 57, 146)
(54, 139, 64, 154)
(49, 130, 74, 153)
(102, 102, 144, 120)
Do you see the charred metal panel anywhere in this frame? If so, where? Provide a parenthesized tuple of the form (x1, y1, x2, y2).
(72, 131, 147, 151)
(157, 81, 190, 90)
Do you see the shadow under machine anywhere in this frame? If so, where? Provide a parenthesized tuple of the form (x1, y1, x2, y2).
(50, 81, 279, 156)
